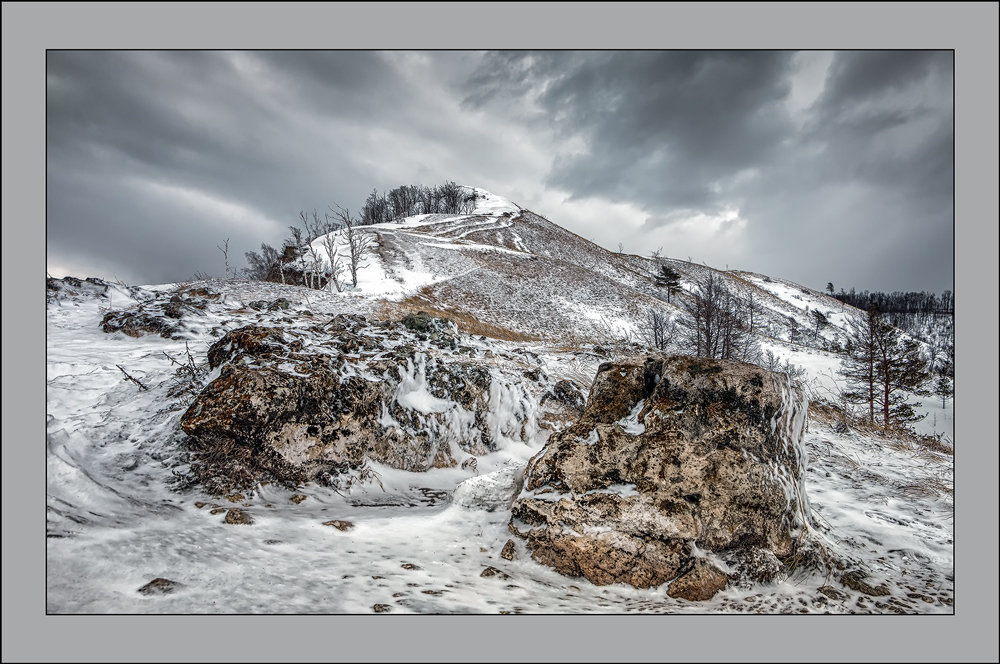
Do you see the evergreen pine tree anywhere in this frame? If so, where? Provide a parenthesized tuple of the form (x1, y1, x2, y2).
(654, 265, 683, 303)
(841, 306, 930, 432)
(934, 374, 954, 408)
(841, 307, 880, 425)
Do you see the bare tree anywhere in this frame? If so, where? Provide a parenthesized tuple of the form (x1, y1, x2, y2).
(644, 309, 677, 350)
(217, 238, 232, 279)
(683, 272, 758, 362)
(285, 226, 308, 286)
(320, 224, 346, 293)
(329, 204, 374, 288)
(243, 243, 282, 282)
(300, 210, 337, 289)
(761, 350, 807, 381)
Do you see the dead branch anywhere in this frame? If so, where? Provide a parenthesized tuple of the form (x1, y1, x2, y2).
(116, 364, 149, 391)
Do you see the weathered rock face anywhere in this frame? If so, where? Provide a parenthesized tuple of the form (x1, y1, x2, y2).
(509, 355, 810, 598)
(180, 314, 564, 493)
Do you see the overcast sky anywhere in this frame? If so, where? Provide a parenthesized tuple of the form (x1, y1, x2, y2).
(46, 50, 953, 293)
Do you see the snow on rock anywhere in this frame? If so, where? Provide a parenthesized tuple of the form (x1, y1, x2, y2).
(510, 355, 811, 596)
(451, 461, 524, 512)
(178, 312, 565, 490)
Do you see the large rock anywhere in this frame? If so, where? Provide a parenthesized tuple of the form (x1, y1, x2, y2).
(180, 315, 560, 493)
(509, 355, 810, 597)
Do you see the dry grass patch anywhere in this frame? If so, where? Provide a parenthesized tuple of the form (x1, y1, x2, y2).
(376, 292, 542, 343)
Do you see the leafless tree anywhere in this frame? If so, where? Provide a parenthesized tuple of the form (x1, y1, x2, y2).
(644, 309, 677, 350)
(300, 210, 336, 289)
(217, 238, 232, 279)
(320, 225, 346, 293)
(683, 272, 759, 362)
(243, 243, 282, 282)
(329, 204, 374, 288)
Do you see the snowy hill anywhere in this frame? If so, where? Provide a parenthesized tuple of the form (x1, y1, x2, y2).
(299, 188, 850, 347)
(44, 188, 953, 614)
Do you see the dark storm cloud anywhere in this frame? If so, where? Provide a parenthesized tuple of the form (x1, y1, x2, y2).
(734, 51, 954, 291)
(465, 51, 797, 212)
(462, 50, 953, 291)
(46, 51, 417, 282)
(47, 49, 953, 292)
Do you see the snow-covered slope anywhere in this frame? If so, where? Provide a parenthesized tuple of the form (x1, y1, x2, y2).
(44, 188, 954, 614)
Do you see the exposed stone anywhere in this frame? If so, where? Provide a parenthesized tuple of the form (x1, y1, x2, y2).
(137, 578, 184, 595)
(724, 547, 788, 587)
(480, 566, 510, 579)
(543, 380, 586, 414)
(205, 326, 285, 369)
(500, 539, 517, 561)
(97, 285, 219, 339)
(323, 520, 354, 531)
(840, 570, 891, 596)
(510, 355, 810, 597)
(667, 558, 730, 601)
(818, 585, 848, 601)
(373, 603, 392, 613)
(401, 563, 421, 570)
(47, 275, 110, 302)
(224, 508, 253, 525)
(290, 494, 307, 504)
(401, 311, 453, 334)
(269, 298, 291, 311)
(101, 310, 179, 339)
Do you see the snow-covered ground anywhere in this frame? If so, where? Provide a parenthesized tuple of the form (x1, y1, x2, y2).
(45, 278, 953, 614)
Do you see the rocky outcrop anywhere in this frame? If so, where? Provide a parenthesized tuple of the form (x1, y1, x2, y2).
(509, 355, 810, 598)
(180, 314, 563, 494)
(99, 285, 220, 339)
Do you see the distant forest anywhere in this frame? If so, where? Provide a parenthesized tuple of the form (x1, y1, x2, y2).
(830, 288, 953, 374)
(831, 289, 953, 316)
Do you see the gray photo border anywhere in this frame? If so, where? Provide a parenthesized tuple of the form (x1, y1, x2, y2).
(5, 2, 997, 662)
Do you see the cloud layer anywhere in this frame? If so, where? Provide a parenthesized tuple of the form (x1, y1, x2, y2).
(47, 50, 953, 292)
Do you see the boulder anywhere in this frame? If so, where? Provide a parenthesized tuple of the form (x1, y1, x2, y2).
(180, 315, 561, 493)
(224, 508, 253, 525)
(666, 558, 731, 601)
(510, 355, 810, 597)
